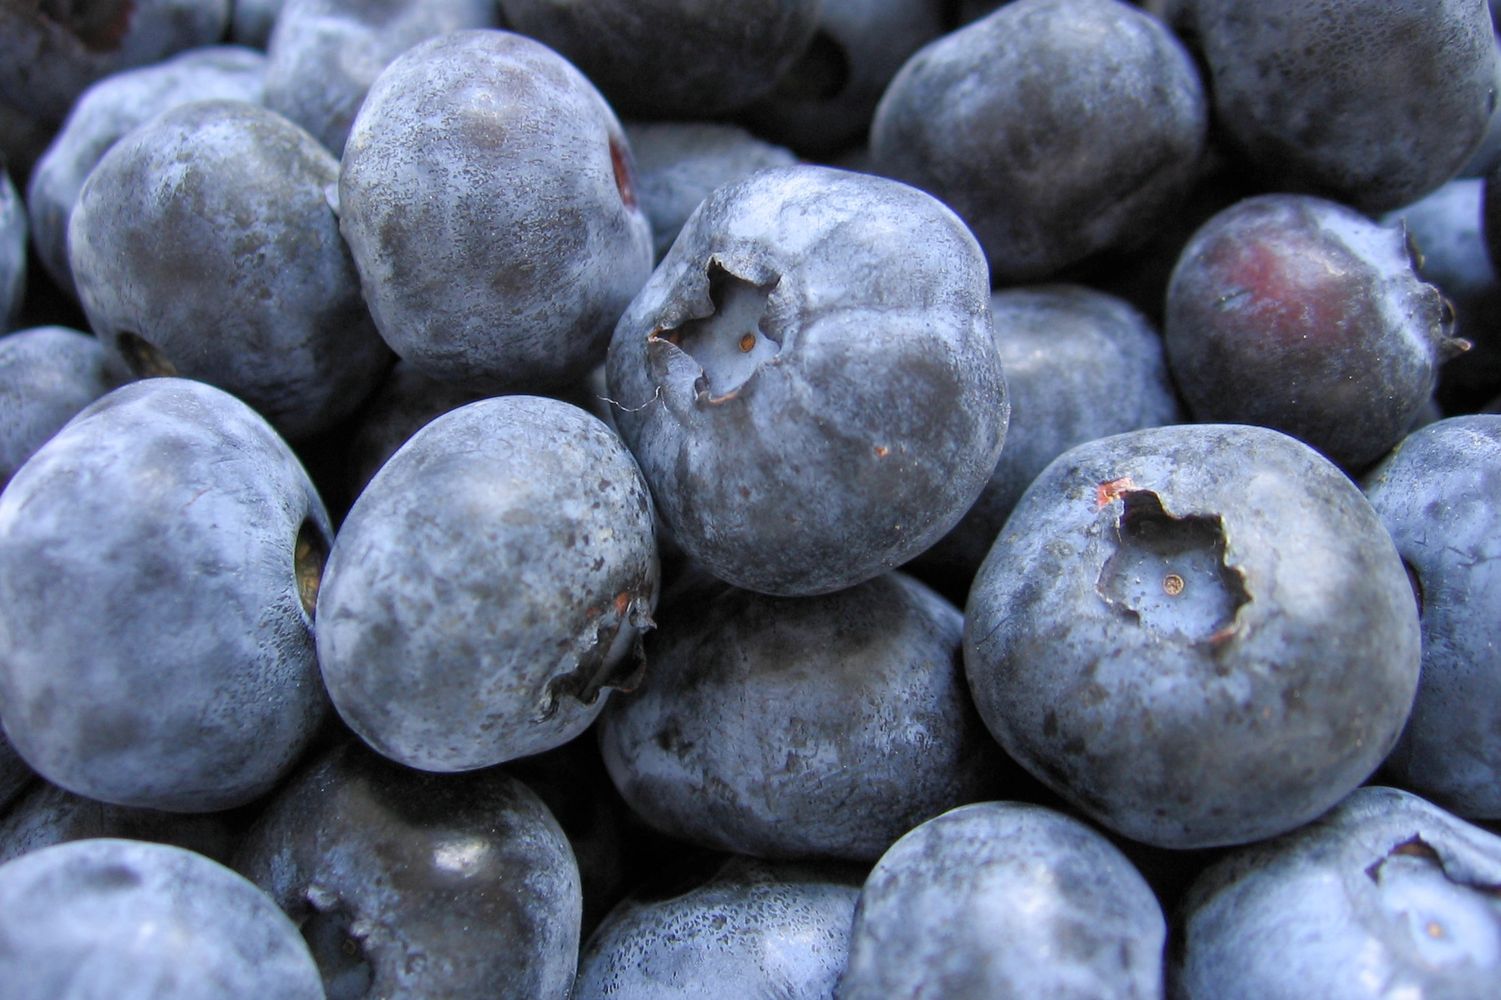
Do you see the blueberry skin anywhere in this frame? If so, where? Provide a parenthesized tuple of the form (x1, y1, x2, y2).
(1385, 178, 1501, 412)
(26, 45, 267, 300)
(575, 856, 860, 1000)
(919, 285, 1182, 583)
(870, 0, 1207, 283)
(738, 0, 948, 159)
(342, 359, 490, 499)
(264, 0, 500, 155)
(499, 0, 822, 119)
(0, 738, 33, 815)
(0, 326, 118, 487)
(1165, 194, 1460, 471)
(838, 801, 1165, 999)
(231, 0, 288, 48)
(1173, 786, 1501, 1000)
(69, 99, 392, 441)
(0, 781, 240, 869)
(599, 571, 1009, 861)
(0, 838, 322, 999)
(622, 121, 798, 263)
(606, 164, 1007, 596)
(1182, 0, 1497, 214)
(0, 0, 232, 125)
(234, 741, 583, 1000)
(317, 395, 659, 772)
(0, 378, 331, 812)
(339, 29, 653, 392)
(0, 167, 25, 330)
(964, 423, 1421, 849)
(1363, 416, 1501, 819)
(840, 798, 1164, 996)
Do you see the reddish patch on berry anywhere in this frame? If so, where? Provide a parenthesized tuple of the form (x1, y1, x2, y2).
(1096, 476, 1137, 508)
(610, 136, 636, 211)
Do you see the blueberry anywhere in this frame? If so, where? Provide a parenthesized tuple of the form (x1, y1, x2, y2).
(0, 0, 232, 125)
(264, 0, 501, 155)
(316, 394, 659, 772)
(231, 0, 288, 48)
(737, 0, 948, 159)
(0, 166, 25, 331)
(838, 801, 1166, 999)
(0, 165, 25, 328)
(575, 855, 861, 999)
(233, 740, 583, 999)
(0, 838, 322, 999)
(622, 121, 797, 263)
(0, 780, 240, 869)
(964, 423, 1421, 848)
(1173, 786, 1501, 999)
(1181, 0, 1498, 213)
(599, 571, 1011, 861)
(0, 325, 119, 488)
(1384, 178, 1501, 413)
(1164, 193, 1462, 470)
(499, 0, 823, 118)
(605, 164, 1007, 596)
(339, 29, 653, 392)
(26, 45, 267, 300)
(870, 0, 1208, 283)
(0, 378, 331, 811)
(1363, 415, 1501, 819)
(342, 359, 490, 500)
(917, 284, 1182, 584)
(0, 735, 33, 817)
(68, 98, 393, 441)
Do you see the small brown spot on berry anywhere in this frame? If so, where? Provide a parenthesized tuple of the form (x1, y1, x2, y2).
(738, 333, 756, 353)
(609, 135, 636, 210)
(1163, 573, 1185, 596)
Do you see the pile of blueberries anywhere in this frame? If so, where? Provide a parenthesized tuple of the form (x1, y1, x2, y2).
(2, 0, 1501, 996)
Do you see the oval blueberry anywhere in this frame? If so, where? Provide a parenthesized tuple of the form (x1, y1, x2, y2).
(338, 29, 653, 392)
(599, 571, 1010, 861)
(606, 164, 1007, 596)
(0, 377, 331, 811)
(838, 801, 1165, 999)
(964, 423, 1421, 848)
(317, 394, 659, 772)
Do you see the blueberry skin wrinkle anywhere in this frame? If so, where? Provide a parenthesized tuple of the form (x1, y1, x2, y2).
(234, 741, 583, 1000)
(606, 163, 1007, 597)
(870, 0, 1208, 284)
(1173, 786, 1501, 1000)
(68, 98, 392, 441)
(964, 423, 1422, 849)
(0, 838, 323, 1000)
(338, 29, 653, 392)
(1364, 415, 1501, 819)
(1182, 0, 1499, 214)
(837, 801, 1166, 1000)
(574, 856, 861, 1000)
(316, 394, 659, 772)
(598, 571, 1010, 861)
(0, 378, 332, 812)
